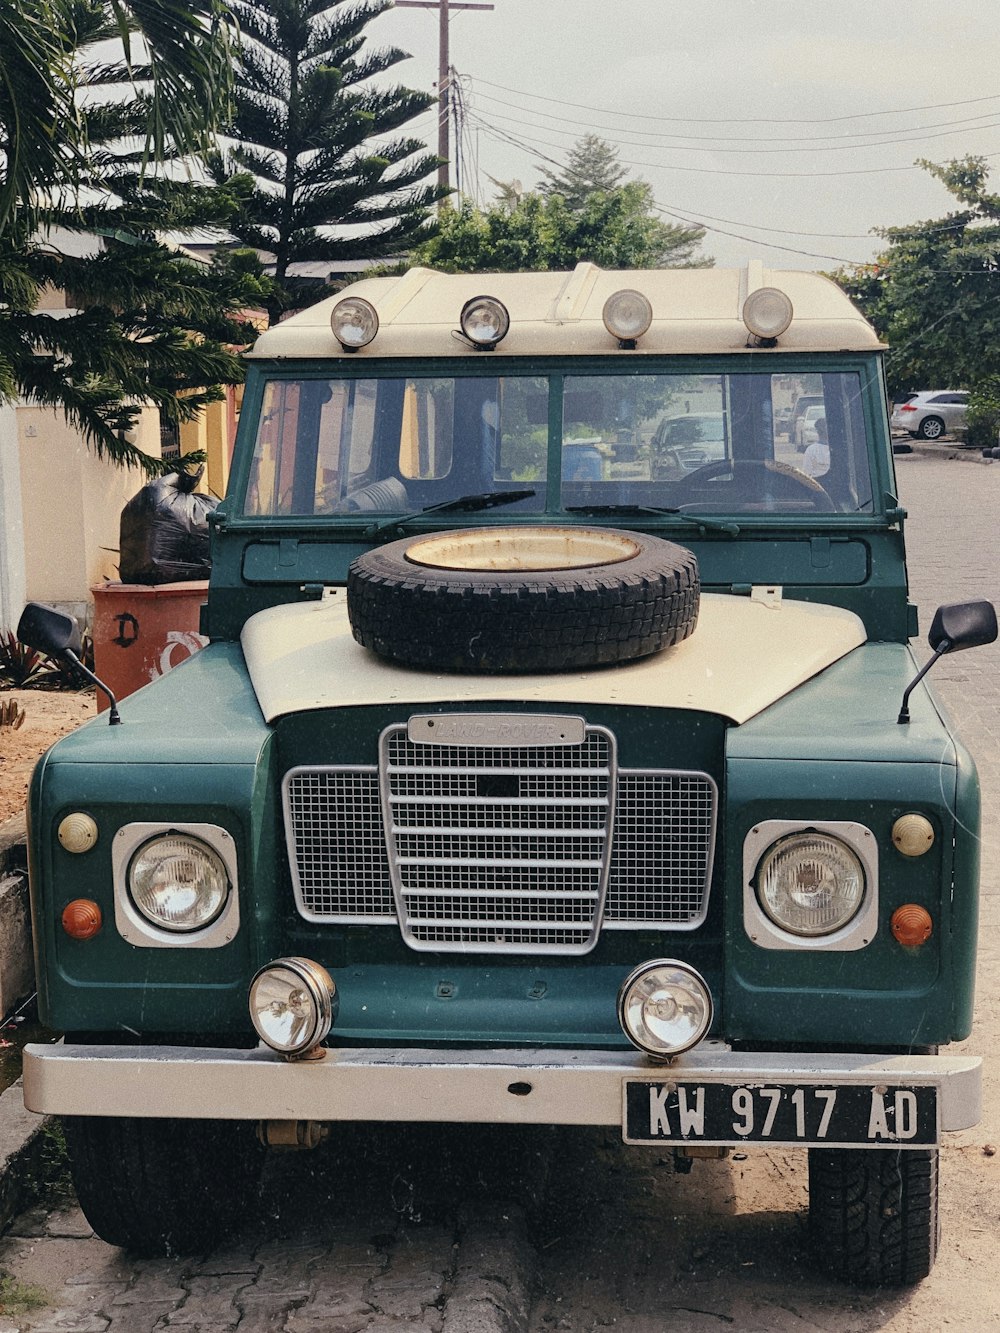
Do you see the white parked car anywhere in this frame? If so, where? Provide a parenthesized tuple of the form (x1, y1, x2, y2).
(797, 404, 827, 447)
(890, 391, 968, 440)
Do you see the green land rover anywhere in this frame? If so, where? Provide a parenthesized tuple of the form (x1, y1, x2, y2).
(20, 263, 997, 1284)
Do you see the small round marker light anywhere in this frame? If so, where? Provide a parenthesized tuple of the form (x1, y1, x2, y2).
(742, 287, 793, 340)
(618, 960, 713, 1059)
(459, 296, 510, 348)
(602, 289, 653, 344)
(330, 296, 379, 350)
(250, 957, 337, 1057)
(58, 813, 98, 854)
(892, 813, 935, 857)
(62, 899, 102, 940)
(891, 904, 933, 947)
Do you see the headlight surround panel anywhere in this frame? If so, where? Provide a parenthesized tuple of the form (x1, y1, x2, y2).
(743, 820, 878, 951)
(112, 822, 240, 948)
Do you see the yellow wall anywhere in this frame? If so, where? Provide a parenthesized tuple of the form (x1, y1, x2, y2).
(17, 406, 162, 606)
(178, 395, 232, 501)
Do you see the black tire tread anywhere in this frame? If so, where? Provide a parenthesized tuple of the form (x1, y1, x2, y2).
(808, 1147, 938, 1287)
(347, 529, 700, 673)
(63, 1115, 263, 1256)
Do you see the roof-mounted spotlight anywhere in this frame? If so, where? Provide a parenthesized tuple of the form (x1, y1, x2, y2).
(602, 289, 653, 348)
(457, 295, 510, 350)
(331, 296, 379, 351)
(742, 286, 793, 345)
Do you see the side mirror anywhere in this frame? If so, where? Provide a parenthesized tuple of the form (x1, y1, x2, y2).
(17, 602, 83, 658)
(928, 600, 998, 654)
(899, 599, 998, 724)
(16, 602, 122, 726)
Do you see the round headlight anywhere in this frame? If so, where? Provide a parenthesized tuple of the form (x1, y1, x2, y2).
(128, 833, 229, 932)
(618, 960, 713, 1059)
(331, 296, 379, 349)
(742, 287, 793, 340)
(249, 957, 336, 1055)
(756, 831, 864, 937)
(459, 295, 510, 347)
(602, 289, 653, 342)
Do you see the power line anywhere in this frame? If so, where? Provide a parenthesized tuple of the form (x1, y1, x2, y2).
(466, 110, 1000, 179)
(470, 76, 1000, 127)
(471, 86, 1000, 147)
(473, 103, 1000, 157)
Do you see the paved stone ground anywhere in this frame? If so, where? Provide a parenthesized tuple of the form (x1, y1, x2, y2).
(0, 1124, 543, 1332)
(1, 451, 997, 1332)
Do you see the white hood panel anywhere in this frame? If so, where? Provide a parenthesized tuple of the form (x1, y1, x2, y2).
(242, 593, 866, 726)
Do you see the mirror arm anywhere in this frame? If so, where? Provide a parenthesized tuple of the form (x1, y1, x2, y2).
(897, 640, 951, 725)
(63, 651, 122, 726)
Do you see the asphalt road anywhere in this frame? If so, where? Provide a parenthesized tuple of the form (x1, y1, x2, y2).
(1, 450, 998, 1333)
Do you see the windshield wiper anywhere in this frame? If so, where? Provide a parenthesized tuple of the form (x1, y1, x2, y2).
(372, 489, 536, 539)
(565, 504, 741, 537)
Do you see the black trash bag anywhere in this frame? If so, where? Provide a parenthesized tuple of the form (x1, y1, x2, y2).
(118, 466, 218, 585)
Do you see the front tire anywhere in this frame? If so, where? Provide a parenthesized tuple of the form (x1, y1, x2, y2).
(63, 1116, 264, 1256)
(808, 1147, 939, 1286)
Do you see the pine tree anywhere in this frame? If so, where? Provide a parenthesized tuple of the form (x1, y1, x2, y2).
(537, 134, 629, 209)
(211, 0, 443, 325)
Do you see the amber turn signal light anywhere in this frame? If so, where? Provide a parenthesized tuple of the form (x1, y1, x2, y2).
(61, 899, 102, 940)
(891, 904, 932, 947)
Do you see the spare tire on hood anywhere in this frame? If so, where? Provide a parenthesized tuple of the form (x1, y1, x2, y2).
(346, 526, 699, 673)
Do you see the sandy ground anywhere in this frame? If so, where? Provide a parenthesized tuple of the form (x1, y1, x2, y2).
(0, 689, 96, 825)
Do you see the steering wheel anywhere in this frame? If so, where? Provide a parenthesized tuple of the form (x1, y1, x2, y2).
(671, 458, 836, 512)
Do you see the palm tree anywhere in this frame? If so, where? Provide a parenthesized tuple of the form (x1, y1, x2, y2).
(0, 0, 234, 233)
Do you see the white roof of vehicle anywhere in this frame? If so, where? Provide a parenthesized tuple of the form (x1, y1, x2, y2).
(247, 260, 884, 360)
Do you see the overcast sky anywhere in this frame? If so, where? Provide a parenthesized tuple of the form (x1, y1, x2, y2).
(379, 0, 1000, 270)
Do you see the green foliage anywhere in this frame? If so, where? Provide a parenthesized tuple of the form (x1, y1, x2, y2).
(414, 183, 709, 274)
(210, 0, 443, 324)
(1, 229, 267, 470)
(0, 627, 94, 688)
(0, 0, 235, 237)
(964, 376, 1000, 449)
(0, 1273, 48, 1316)
(537, 133, 629, 209)
(830, 156, 1000, 398)
(0, 631, 57, 688)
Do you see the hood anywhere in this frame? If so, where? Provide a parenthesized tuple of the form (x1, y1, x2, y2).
(241, 592, 866, 726)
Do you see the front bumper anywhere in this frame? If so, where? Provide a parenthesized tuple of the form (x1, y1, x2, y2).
(23, 1041, 981, 1137)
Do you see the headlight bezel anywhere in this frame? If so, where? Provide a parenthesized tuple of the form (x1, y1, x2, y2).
(112, 822, 240, 949)
(742, 819, 878, 952)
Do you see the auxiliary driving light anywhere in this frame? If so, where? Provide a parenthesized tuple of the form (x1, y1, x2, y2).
(459, 295, 510, 348)
(331, 296, 379, 350)
(742, 286, 793, 341)
(618, 960, 713, 1059)
(602, 289, 653, 344)
(250, 957, 337, 1056)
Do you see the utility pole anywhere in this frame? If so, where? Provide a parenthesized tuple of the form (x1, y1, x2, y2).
(395, 0, 493, 204)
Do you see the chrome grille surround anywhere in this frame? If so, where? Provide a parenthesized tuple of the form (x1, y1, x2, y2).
(282, 726, 717, 951)
(379, 722, 617, 954)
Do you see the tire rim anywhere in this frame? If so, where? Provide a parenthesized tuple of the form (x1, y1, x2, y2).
(404, 527, 642, 572)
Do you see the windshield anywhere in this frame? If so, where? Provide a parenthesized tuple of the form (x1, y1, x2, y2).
(243, 369, 875, 518)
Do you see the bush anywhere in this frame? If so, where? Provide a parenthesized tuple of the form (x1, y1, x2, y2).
(963, 378, 1000, 449)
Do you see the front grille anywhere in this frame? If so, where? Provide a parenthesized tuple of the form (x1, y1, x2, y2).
(283, 724, 716, 953)
(382, 725, 615, 953)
